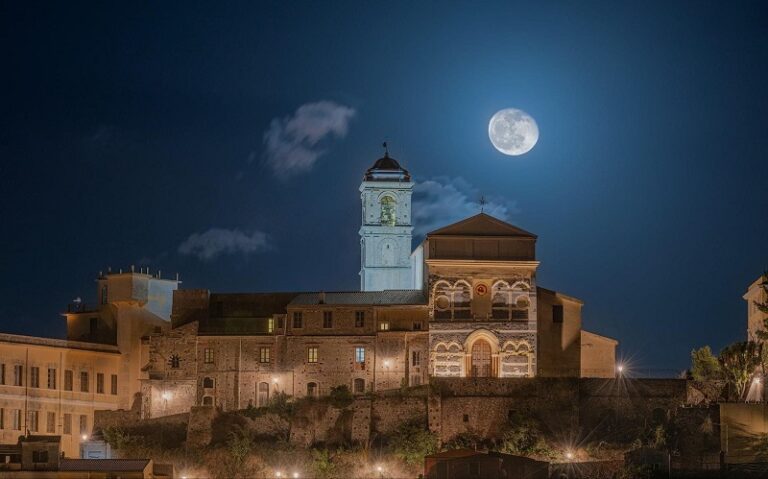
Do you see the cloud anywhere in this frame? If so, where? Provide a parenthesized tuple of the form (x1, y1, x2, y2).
(262, 101, 355, 178)
(412, 177, 518, 236)
(178, 228, 270, 261)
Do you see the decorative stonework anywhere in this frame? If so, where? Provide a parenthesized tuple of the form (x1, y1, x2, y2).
(428, 272, 539, 378)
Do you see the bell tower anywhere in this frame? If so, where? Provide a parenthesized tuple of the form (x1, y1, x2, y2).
(359, 145, 414, 291)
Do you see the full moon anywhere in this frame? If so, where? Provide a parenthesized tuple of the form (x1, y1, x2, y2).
(488, 108, 539, 156)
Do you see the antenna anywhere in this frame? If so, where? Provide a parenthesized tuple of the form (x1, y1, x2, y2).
(382, 141, 389, 157)
(479, 195, 487, 213)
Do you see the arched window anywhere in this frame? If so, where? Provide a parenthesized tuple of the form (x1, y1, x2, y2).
(492, 281, 510, 320)
(353, 378, 365, 394)
(512, 294, 530, 320)
(257, 382, 270, 406)
(453, 281, 471, 319)
(307, 382, 318, 398)
(202, 377, 215, 389)
(432, 280, 472, 320)
(380, 196, 396, 226)
(433, 281, 452, 320)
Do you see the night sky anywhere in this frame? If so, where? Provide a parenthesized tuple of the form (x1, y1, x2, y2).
(1, 1, 767, 373)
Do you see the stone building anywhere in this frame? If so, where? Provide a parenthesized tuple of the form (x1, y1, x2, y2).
(0, 271, 178, 457)
(139, 153, 618, 417)
(745, 274, 768, 341)
(0, 151, 618, 443)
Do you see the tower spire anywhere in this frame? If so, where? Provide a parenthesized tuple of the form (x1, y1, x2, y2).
(382, 141, 389, 158)
(479, 195, 487, 213)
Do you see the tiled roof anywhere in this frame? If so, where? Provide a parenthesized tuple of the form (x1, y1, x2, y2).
(427, 213, 536, 238)
(59, 459, 150, 472)
(289, 290, 427, 306)
(199, 292, 301, 335)
(209, 292, 301, 317)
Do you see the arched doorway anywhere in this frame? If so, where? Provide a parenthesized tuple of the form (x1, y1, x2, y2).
(471, 339, 492, 377)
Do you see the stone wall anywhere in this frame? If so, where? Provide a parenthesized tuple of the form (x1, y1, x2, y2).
(290, 399, 358, 446)
(186, 406, 216, 448)
(98, 378, 729, 453)
(431, 377, 694, 444)
(371, 396, 428, 435)
(431, 378, 580, 442)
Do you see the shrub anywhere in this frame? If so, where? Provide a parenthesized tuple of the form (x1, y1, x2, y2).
(445, 431, 485, 451)
(388, 420, 439, 465)
(266, 391, 294, 417)
(312, 448, 337, 478)
(329, 385, 354, 409)
(103, 426, 131, 450)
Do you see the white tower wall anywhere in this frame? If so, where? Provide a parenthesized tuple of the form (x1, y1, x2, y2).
(359, 180, 414, 291)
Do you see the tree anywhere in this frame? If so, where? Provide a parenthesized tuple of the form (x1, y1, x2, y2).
(754, 273, 768, 340)
(388, 420, 439, 465)
(690, 346, 723, 380)
(719, 341, 762, 399)
(328, 385, 353, 409)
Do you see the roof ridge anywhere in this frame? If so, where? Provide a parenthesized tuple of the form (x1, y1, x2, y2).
(426, 212, 536, 238)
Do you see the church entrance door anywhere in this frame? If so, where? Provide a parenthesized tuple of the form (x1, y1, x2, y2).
(471, 339, 492, 377)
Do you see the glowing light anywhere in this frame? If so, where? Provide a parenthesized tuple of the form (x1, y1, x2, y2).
(565, 451, 574, 460)
(292, 473, 299, 479)
(617, 364, 624, 373)
(754, 377, 762, 385)
(376, 465, 383, 472)
(162, 391, 172, 400)
(383, 360, 391, 368)
(272, 377, 279, 384)
(275, 472, 282, 478)
(81, 434, 88, 441)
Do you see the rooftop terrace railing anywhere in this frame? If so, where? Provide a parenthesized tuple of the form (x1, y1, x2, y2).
(65, 302, 101, 314)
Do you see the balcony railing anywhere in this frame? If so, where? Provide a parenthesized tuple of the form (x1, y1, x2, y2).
(66, 302, 101, 314)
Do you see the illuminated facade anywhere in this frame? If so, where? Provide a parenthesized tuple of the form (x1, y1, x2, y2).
(0, 153, 618, 439)
(0, 271, 178, 457)
(359, 151, 414, 291)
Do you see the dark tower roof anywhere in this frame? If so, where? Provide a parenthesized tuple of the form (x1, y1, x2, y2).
(364, 151, 411, 182)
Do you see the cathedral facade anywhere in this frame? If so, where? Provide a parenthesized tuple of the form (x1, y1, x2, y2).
(0, 152, 618, 456)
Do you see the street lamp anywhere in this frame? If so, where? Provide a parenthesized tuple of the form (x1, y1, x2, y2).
(565, 451, 574, 461)
(81, 434, 88, 441)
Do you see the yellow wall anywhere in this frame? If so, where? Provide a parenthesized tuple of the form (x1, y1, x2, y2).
(0, 335, 121, 458)
(580, 330, 617, 378)
(537, 289, 582, 377)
